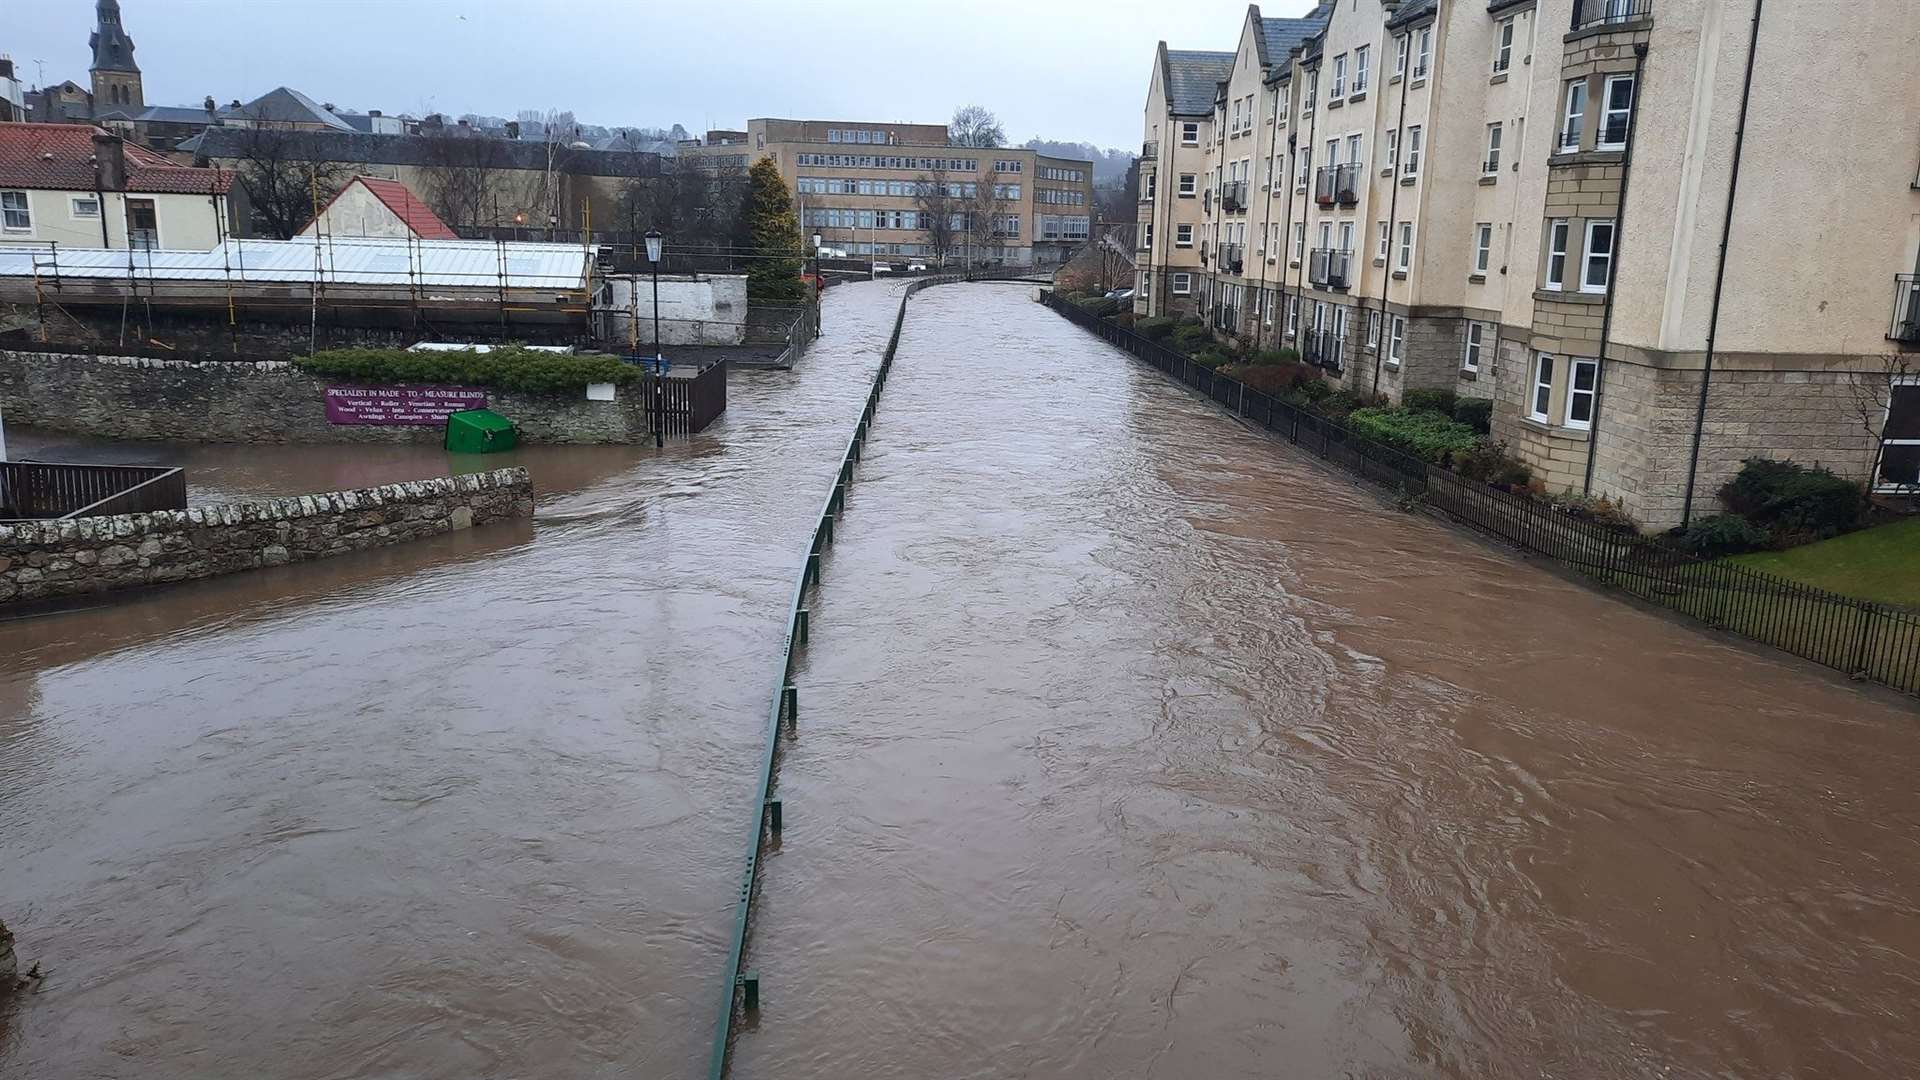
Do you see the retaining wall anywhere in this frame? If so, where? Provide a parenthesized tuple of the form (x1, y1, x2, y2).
(0, 468, 533, 605)
(0, 351, 651, 444)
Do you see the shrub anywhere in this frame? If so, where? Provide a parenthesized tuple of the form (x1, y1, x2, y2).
(1453, 397, 1493, 435)
(1249, 348, 1301, 366)
(1347, 406, 1484, 464)
(1309, 389, 1381, 423)
(1451, 442, 1533, 489)
(1226, 362, 1315, 395)
(1134, 316, 1175, 340)
(1290, 378, 1335, 404)
(1718, 457, 1866, 539)
(1170, 322, 1213, 352)
(1676, 513, 1772, 557)
(1403, 388, 1457, 416)
(1190, 349, 1231, 370)
(295, 347, 641, 393)
(1546, 492, 1639, 532)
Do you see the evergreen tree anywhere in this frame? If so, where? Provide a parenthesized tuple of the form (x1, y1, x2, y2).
(746, 157, 808, 305)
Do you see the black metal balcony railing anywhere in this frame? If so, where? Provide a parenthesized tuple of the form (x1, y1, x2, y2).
(1572, 0, 1652, 31)
(1203, 189, 1212, 214)
(1221, 243, 1244, 274)
(1142, 139, 1159, 160)
(1302, 329, 1344, 372)
(1893, 274, 1920, 344)
(1308, 248, 1352, 290)
(1556, 127, 1583, 153)
(1221, 181, 1247, 213)
(1597, 116, 1631, 148)
(1483, 157, 1501, 174)
(1334, 163, 1362, 205)
(1313, 165, 1338, 206)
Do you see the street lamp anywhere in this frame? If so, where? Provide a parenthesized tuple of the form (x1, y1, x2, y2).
(645, 228, 665, 448)
(812, 232, 822, 282)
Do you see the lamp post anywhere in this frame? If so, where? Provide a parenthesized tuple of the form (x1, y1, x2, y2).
(812, 232, 822, 283)
(645, 228, 664, 448)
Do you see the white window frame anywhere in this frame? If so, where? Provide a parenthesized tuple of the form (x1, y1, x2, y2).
(0, 190, 30, 232)
(1178, 173, 1196, 197)
(1562, 79, 1589, 151)
(1493, 17, 1515, 73)
(1292, 221, 1306, 262)
(1876, 375, 1920, 492)
(1473, 223, 1492, 275)
(1394, 34, 1409, 76)
(1484, 123, 1503, 175)
(1546, 219, 1570, 290)
(1403, 126, 1422, 178)
(1415, 27, 1432, 78)
(1181, 122, 1199, 146)
(1286, 295, 1300, 335)
(1366, 308, 1381, 351)
(1388, 315, 1406, 365)
(70, 195, 102, 221)
(1581, 218, 1615, 294)
(1598, 73, 1635, 151)
(1176, 223, 1194, 247)
(1530, 353, 1556, 421)
(1396, 221, 1414, 272)
(1463, 321, 1484, 370)
(1331, 54, 1347, 99)
(1144, 222, 1153, 248)
(1172, 272, 1192, 295)
(1384, 128, 1398, 170)
(1566, 358, 1599, 429)
(1376, 220, 1389, 261)
(1354, 46, 1370, 94)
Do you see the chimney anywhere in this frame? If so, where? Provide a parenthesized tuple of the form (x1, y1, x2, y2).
(93, 132, 128, 191)
(369, 109, 381, 118)
(0, 58, 14, 80)
(457, 118, 470, 129)
(505, 120, 520, 139)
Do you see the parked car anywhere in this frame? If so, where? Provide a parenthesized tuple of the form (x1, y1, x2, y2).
(872, 264, 893, 275)
(906, 262, 929, 272)
(1105, 288, 1135, 301)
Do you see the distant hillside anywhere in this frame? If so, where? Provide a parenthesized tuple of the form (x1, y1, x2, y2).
(1022, 139, 1136, 186)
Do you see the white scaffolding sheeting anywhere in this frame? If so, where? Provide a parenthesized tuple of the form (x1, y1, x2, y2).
(0, 237, 597, 289)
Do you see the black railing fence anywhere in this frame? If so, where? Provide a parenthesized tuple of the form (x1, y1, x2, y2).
(1573, 0, 1653, 31)
(1039, 290, 1920, 698)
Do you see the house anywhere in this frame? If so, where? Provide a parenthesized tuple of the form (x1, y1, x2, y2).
(0, 58, 23, 123)
(0, 123, 240, 250)
(300, 176, 458, 241)
(218, 87, 357, 133)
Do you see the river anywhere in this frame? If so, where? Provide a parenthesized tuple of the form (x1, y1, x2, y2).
(2, 281, 1915, 1079)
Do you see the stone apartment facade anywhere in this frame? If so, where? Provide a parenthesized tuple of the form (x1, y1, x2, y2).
(682, 118, 1096, 269)
(1136, 1, 1920, 529)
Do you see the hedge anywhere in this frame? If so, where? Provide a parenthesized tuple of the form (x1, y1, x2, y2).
(1718, 457, 1866, 540)
(1346, 406, 1483, 464)
(295, 347, 642, 394)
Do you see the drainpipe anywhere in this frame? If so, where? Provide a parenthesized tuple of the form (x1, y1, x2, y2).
(1291, 75, 1321, 350)
(1371, 39, 1416, 397)
(1157, 124, 1177, 317)
(1582, 43, 1649, 495)
(1681, 0, 1766, 528)
(1254, 84, 1280, 350)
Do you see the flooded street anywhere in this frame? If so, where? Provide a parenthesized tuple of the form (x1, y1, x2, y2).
(4, 281, 1917, 1079)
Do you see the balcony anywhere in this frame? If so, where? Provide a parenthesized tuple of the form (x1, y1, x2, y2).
(1142, 139, 1159, 160)
(1555, 127, 1583, 154)
(1302, 330, 1344, 372)
(1221, 181, 1248, 213)
(1314, 165, 1338, 206)
(1893, 274, 1920, 344)
(1203, 189, 1212, 215)
(1221, 243, 1244, 274)
(1308, 247, 1352, 290)
(1597, 115, 1631, 149)
(1334, 163, 1362, 205)
(1572, 0, 1652, 31)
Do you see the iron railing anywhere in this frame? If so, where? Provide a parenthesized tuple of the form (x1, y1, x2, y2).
(1221, 243, 1244, 274)
(1890, 274, 1920, 344)
(1307, 248, 1351, 290)
(1313, 165, 1339, 206)
(1334, 163, 1363, 205)
(1598, 115, 1631, 149)
(1221, 181, 1248, 212)
(1142, 139, 1159, 160)
(1039, 290, 1920, 699)
(1301, 327, 1345, 372)
(0, 461, 187, 521)
(1557, 127, 1583, 153)
(1573, 0, 1652, 30)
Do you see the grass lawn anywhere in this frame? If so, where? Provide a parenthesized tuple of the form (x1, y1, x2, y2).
(1730, 517, 1920, 609)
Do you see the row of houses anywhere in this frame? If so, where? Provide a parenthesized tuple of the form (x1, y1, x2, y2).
(1136, 0, 1919, 529)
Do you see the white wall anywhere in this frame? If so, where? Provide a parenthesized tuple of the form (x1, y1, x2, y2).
(300, 181, 413, 239)
(0, 189, 228, 251)
(599, 274, 749, 346)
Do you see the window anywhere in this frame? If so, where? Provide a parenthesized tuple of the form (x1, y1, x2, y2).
(1318, 220, 1333, 252)
(1546, 219, 1570, 289)
(1292, 221, 1306, 261)
(1376, 220, 1389, 261)
(1353, 46, 1370, 94)
(1463, 322, 1485, 370)
(1493, 17, 1515, 73)
(828, 129, 842, 143)
(1397, 222, 1414, 272)
(1566, 359, 1598, 428)
(1338, 220, 1356, 257)
(1140, 270, 1151, 296)
(1562, 79, 1588, 151)
(1277, 85, 1290, 123)
(1384, 128, 1398, 170)
(1176, 223, 1194, 247)
(1144, 222, 1153, 248)
(1366, 309, 1381, 350)
(1332, 54, 1347, 99)
(1286, 295, 1300, 335)
(1403, 126, 1422, 177)
(1582, 219, 1615, 293)
(1178, 173, 1196, 197)
(71, 195, 101, 219)
(1415, 27, 1432, 78)
(1473, 223, 1493, 275)
(1877, 378, 1920, 490)
(1484, 123, 1503, 174)
(0, 191, 28, 231)
(1394, 34, 1409, 76)
(1172, 272, 1192, 295)
(1345, 133, 1363, 166)
(1304, 69, 1318, 112)
(1389, 315, 1406, 364)
(1530, 353, 1555, 421)
(1182, 122, 1199, 146)
(1599, 74, 1635, 149)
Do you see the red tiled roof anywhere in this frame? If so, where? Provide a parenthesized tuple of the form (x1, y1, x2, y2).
(354, 176, 459, 240)
(0, 122, 234, 195)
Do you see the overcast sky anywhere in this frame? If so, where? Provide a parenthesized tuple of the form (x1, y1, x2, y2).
(8, 0, 1317, 149)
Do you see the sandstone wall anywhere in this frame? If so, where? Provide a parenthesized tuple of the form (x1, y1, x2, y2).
(0, 468, 533, 605)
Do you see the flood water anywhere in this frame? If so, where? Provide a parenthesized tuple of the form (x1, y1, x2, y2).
(4, 282, 1917, 1079)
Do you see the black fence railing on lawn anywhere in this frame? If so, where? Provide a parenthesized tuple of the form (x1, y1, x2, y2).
(1038, 290, 1920, 698)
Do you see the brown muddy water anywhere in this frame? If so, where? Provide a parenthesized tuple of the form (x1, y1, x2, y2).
(4, 282, 1917, 1080)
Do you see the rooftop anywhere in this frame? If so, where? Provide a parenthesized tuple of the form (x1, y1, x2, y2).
(0, 123, 235, 194)
(1164, 49, 1236, 116)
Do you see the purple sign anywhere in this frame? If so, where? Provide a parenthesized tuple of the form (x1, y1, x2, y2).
(325, 385, 489, 426)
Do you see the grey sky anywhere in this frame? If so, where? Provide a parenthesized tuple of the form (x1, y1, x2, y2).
(7, 0, 1316, 149)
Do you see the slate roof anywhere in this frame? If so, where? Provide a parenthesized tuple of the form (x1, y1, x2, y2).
(1258, 16, 1326, 68)
(184, 126, 663, 179)
(1387, 0, 1439, 29)
(0, 123, 235, 194)
(336, 176, 460, 240)
(1164, 49, 1236, 116)
(220, 87, 356, 132)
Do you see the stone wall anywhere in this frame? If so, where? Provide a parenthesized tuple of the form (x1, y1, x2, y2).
(599, 274, 749, 346)
(0, 351, 652, 444)
(0, 468, 533, 605)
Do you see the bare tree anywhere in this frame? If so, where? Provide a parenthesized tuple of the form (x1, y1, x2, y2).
(948, 104, 1005, 149)
(618, 160, 748, 263)
(964, 170, 1014, 265)
(913, 167, 961, 268)
(1844, 354, 1917, 490)
(418, 134, 510, 229)
(227, 113, 351, 239)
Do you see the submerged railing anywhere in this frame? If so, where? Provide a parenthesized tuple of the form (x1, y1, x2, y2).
(1039, 290, 1920, 699)
(0, 461, 187, 521)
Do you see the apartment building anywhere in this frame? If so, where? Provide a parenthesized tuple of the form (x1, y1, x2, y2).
(1136, 1, 1920, 528)
(682, 118, 1096, 268)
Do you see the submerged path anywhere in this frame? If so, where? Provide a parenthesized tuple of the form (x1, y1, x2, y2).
(730, 284, 1918, 1080)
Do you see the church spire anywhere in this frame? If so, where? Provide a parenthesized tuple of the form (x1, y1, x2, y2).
(90, 0, 140, 75)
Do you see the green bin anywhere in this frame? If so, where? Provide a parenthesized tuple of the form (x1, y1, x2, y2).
(444, 408, 518, 454)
